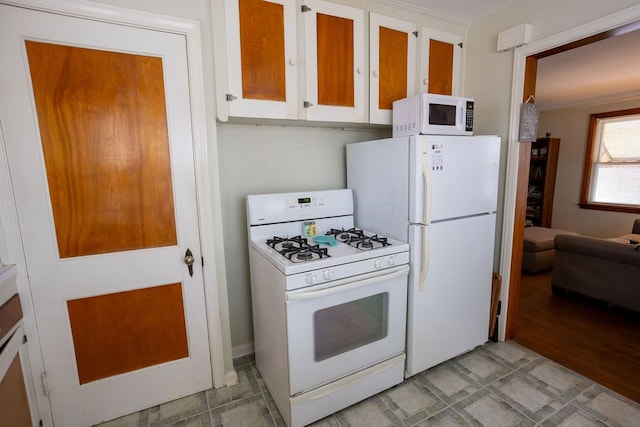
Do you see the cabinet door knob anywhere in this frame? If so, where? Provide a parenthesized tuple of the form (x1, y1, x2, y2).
(288, 58, 297, 66)
(356, 66, 364, 75)
(372, 70, 379, 77)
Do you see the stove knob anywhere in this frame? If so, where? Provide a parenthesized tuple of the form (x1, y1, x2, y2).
(323, 269, 334, 280)
(374, 258, 383, 269)
(388, 255, 396, 266)
(305, 273, 317, 284)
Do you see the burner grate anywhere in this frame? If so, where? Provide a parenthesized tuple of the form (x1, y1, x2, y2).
(326, 228, 391, 251)
(267, 235, 330, 262)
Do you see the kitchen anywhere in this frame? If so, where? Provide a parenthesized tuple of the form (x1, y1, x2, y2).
(1, 0, 640, 425)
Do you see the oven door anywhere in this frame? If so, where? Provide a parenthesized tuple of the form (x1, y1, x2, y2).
(286, 264, 409, 395)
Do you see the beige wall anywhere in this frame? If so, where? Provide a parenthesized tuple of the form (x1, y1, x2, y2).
(538, 97, 640, 237)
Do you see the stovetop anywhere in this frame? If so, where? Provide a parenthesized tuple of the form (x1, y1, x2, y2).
(250, 223, 409, 278)
(246, 190, 409, 283)
(266, 228, 394, 264)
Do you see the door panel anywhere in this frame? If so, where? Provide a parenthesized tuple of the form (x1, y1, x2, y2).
(25, 41, 177, 258)
(303, 0, 365, 122)
(420, 28, 462, 96)
(379, 27, 408, 110)
(316, 13, 354, 107)
(427, 39, 453, 95)
(67, 283, 188, 385)
(239, 0, 286, 101)
(225, 0, 297, 119)
(0, 5, 212, 426)
(369, 13, 417, 125)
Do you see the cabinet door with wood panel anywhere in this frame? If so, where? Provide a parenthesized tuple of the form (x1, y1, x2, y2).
(0, 326, 39, 426)
(420, 28, 462, 96)
(302, 0, 365, 122)
(369, 13, 417, 124)
(526, 137, 561, 227)
(224, 0, 297, 119)
(1, 273, 39, 427)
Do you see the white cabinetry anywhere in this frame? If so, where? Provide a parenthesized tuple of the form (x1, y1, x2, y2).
(216, 1, 464, 123)
(369, 13, 417, 124)
(302, 0, 365, 123)
(223, 0, 298, 119)
(420, 28, 462, 96)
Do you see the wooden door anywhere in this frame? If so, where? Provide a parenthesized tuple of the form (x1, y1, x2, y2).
(303, 0, 365, 122)
(225, 0, 297, 119)
(420, 28, 462, 95)
(0, 5, 212, 426)
(369, 13, 417, 124)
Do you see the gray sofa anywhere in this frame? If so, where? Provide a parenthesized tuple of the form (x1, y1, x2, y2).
(551, 219, 640, 312)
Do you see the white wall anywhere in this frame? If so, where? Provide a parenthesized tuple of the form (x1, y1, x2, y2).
(538, 97, 640, 237)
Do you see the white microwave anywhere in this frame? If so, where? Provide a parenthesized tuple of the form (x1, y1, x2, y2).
(392, 94, 474, 136)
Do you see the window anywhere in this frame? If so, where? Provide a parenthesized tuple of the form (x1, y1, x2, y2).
(580, 108, 640, 213)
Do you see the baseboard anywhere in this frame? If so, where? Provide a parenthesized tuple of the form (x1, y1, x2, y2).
(232, 341, 255, 358)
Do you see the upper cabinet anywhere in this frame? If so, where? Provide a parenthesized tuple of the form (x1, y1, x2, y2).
(369, 13, 417, 124)
(420, 28, 462, 96)
(216, 0, 464, 124)
(224, 0, 297, 119)
(302, 0, 365, 123)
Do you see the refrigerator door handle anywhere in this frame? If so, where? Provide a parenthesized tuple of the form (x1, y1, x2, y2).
(418, 225, 430, 291)
(422, 151, 432, 225)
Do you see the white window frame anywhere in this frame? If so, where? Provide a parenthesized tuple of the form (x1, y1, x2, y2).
(580, 108, 640, 213)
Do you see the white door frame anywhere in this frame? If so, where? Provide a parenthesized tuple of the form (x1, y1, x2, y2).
(0, 0, 234, 424)
(498, 3, 640, 341)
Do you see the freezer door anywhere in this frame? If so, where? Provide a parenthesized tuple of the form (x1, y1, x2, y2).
(418, 135, 500, 223)
(406, 214, 496, 378)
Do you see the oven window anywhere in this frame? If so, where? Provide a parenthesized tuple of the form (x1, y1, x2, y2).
(313, 292, 389, 362)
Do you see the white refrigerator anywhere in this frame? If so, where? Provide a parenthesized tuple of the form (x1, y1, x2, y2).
(346, 134, 500, 378)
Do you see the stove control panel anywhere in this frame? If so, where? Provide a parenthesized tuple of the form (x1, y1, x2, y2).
(287, 251, 410, 290)
(247, 189, 353, 225)
(305, 268, 337, 284)
(374, 255, 398, 269)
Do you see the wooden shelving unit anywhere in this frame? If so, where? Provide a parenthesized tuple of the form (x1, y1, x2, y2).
(526, 137, 560, 227)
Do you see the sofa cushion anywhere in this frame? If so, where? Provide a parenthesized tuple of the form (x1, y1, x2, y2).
(554, 234, 640, 267)
(523, 227, 579, 253)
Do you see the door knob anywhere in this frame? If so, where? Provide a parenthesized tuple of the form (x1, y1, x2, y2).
(184, 248, 194, 277)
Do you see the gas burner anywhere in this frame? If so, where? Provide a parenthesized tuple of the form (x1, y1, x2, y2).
(267, 235, 330, 262)
(267, 235, 307, 252)
(326, 228, 391, 251)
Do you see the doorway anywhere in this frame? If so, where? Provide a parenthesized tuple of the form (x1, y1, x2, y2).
(499, 7, 640, 341)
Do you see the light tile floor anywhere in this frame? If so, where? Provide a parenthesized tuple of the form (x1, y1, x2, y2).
(96, 341, 640, 426)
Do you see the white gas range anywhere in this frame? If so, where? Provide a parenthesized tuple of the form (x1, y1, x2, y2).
(246, 189, 409, 427)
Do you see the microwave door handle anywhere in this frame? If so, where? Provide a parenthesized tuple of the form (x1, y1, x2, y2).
(286, 265, 410, 301)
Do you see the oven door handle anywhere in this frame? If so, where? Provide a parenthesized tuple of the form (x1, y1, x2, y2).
(286, 265, 410, 301)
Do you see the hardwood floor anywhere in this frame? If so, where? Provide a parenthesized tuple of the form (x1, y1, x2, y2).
(514, 270, 640, 403)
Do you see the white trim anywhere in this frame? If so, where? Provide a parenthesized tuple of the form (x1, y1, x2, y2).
(0, 0, 234, 421)
(499, 3, 640, 341)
